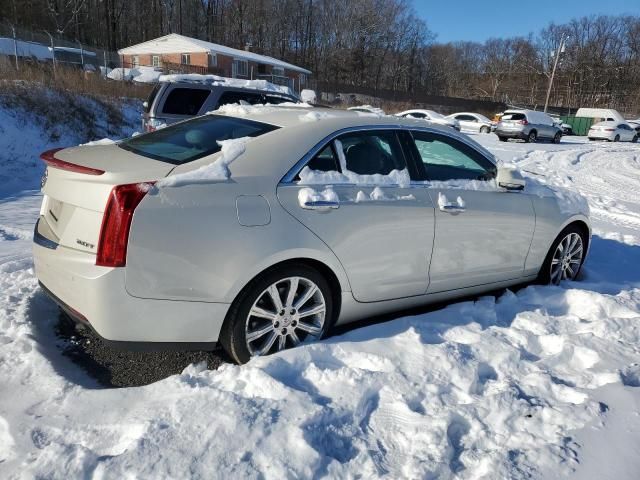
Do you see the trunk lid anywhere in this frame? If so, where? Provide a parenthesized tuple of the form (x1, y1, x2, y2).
(39, 144, 174, 255)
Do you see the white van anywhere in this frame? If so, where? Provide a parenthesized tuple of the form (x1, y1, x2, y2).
(575, 108, 624, 122)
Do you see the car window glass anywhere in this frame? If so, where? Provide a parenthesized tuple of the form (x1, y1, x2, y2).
(304, 145, 340, 173)
(162, 88, 211, 115)
(119, 114, 278, 164)
(502, 113, 525, 121)
(407, 112, 426, 119)
(335, 131, 407, 175)
(411, 131, 495, 181)
(264, 95, 292, 105)
(217, 91, 265, 107)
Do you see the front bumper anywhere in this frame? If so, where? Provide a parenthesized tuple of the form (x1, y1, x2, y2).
(33, 218, 229, 349)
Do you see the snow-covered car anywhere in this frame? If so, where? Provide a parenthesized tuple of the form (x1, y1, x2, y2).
(33, 108, 591, 363)
(347, 105, 386, 115)
(446, 112, 495, 133)
(395, 109, 461, 131)
(142, 75, 299, 132)
(588, 121, 638, 142)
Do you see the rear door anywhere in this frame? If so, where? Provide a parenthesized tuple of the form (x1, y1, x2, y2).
(277, 129, 435, 302)
(408, 130, 536, 292)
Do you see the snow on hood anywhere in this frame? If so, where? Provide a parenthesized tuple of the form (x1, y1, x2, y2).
(157, 137, 251, 187)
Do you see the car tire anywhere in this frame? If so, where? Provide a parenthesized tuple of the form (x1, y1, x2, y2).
(498, 136, 508, 142)
(480, 126, 490, 134)
(553, 132, 562, 144)
(537, 224, 587, 285)
(219, 264, 335, 364)
(526, 131, 537, 143)
(633, 135, 638, 143)
(614, 135, 620, 142)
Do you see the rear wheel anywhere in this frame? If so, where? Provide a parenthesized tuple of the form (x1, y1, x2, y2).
(614, 134, 620, 142)
(526, 131, 537, 143)
(537, 224, 587, 285)
(220, 264, 335, 364)
(498, 136, 508, 142)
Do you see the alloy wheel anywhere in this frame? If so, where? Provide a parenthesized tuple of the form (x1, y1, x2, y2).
(244, 276, 326, 356)
(550, 232, 584, 285)
(529, 132, 536, 143)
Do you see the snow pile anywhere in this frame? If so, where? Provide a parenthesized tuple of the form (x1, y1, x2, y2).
(299, 111, 335, 122)
(211, 102, 310, 117)
(79, 138, 117, 146)
(158, 74, 294, 95)
(298, 186, 339, 207)
(298, 166, 412, 188)
(157, 137, 251, 187)
(107, 66, 163, 83)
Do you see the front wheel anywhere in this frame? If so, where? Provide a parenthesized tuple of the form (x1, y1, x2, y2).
(553, 132, 562, 144)
(538, 225, 587, 285)
(480, 126, 490, 134)
(220, 265, 334, 364)
(633, 135, 638, 143)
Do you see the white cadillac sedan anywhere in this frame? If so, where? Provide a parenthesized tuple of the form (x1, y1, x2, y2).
(34, 107, 590, 363)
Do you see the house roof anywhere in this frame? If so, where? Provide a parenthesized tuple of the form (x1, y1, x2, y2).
(118, 33, 311, 74)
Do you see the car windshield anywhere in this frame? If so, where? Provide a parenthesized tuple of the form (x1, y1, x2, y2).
(119, 115, 278, 164)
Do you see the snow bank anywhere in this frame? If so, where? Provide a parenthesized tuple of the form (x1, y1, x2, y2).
(107, 66, 163, 83)
(157, 137, 251, 187)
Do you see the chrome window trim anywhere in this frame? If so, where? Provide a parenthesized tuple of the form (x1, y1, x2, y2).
(280, 124, 497, 185)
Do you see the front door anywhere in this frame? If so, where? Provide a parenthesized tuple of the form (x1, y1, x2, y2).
(408, 130, 536, 293)
(277, 129, 435, 302)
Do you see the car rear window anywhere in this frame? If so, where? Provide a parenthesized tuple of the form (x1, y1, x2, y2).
(502, 113, 526, 121)
(161, 88, 211, 115)
(119, 115, 278, 164)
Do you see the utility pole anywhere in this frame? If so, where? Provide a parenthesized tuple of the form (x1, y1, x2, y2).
(544, 35, 567, 113)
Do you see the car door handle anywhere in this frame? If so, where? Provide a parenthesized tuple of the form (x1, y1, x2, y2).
(303, 200, 340, 211)
(439, 204, 466, 213)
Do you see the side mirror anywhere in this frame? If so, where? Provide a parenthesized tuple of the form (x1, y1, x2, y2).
(497, 167, 526, 191)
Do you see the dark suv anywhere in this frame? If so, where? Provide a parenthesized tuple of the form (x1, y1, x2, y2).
(142, 81, 299, 132)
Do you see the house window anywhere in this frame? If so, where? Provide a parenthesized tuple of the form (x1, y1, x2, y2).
(132, 55, 140, 67)
(152, 55, 160, 67)
(233, 59, 248, 77)
(272, 66, 285, 77)
(208, 53, 217, 68)
(181, 54, 191, 65)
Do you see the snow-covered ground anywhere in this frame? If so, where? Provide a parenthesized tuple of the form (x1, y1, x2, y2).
(1, 102, 640, 479)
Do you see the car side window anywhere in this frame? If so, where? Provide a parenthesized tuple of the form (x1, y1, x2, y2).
(411, 131, 496, 181)
(406, 112, 426, 119)
(335, 131, 407, 175)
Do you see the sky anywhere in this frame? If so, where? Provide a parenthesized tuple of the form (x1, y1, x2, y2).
(413, 0, 640, 43)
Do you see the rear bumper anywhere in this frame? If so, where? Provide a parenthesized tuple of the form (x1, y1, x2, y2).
(33, 218, 230, 348)
(588, 132, 613, 141)
(495, 129, 527, 139)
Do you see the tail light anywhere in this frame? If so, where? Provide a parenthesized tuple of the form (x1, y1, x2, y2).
(96, 182, 154, 267)
(517, 120, 529, 125)
(40, 148, 105, 176)
(604, 128, 615, 132)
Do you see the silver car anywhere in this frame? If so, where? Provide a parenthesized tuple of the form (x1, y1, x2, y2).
(33, 108, 590, 363)
(496, 109, 562, 143)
